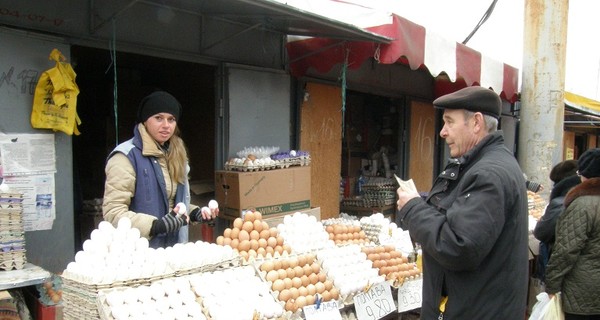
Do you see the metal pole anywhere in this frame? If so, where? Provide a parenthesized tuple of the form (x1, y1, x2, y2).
(519, 0, 569, 193)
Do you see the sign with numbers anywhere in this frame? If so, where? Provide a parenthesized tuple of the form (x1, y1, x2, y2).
(303, 300, 342, 320)
(397, 278, 423, 312)
(353, 282, 395, 320)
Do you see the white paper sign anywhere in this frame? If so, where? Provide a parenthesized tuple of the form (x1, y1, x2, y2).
(353, 282, 395, 320)
(397, 278, 423, 312)
(303, 300, 342, 320)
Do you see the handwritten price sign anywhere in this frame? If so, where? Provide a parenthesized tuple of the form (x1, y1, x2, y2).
(303, 300, 342, 320)
(353, 282, 395, 320)
(397, 278, 423, 312)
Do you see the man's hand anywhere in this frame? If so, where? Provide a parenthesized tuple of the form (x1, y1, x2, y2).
(397, 188, 420, 211)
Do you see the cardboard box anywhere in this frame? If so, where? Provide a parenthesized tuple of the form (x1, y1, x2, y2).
(215, 166, 311, 219)
(262, 207, 321, 227)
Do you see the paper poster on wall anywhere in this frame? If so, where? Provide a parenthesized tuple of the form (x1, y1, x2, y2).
(0, 133, 56, 230)
(0, 133, 56, 175)
(1, 174, 56, 231)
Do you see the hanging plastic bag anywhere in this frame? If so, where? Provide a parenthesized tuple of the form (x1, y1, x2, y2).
(31, 48, 81, 135)
(529, 292, 565, 320)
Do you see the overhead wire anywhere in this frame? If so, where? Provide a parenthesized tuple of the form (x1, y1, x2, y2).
(462, 0, 499, 45)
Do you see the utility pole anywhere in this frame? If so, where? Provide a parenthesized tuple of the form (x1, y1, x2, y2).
(519, 0, 569, 192)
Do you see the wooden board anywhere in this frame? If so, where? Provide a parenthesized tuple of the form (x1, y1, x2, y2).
(300, 83, 342, 220)
(408, 100, 436, 192)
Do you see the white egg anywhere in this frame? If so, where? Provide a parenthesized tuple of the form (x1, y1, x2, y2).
(208, 200, 218, 209)
(176, 202, 187, 214)
(117, 217, 132, 230)
(98, 220, 115, 233)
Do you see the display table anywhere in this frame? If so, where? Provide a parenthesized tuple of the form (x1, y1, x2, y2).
(0, 263, 51, 291)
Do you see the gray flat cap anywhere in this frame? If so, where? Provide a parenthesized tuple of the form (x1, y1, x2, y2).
(433, 86, 502, 119)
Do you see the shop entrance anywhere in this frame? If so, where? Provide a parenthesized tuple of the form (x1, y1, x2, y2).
(71, 46, 217, 249)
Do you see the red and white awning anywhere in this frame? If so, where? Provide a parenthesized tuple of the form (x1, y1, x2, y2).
(286, 13, 519, 102)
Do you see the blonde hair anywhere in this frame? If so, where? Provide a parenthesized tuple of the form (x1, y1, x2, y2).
(166, 127, 189, 184)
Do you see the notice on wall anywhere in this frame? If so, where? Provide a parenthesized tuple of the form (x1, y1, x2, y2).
(0, 133, 56, 230)
(0, 133, 56, 176)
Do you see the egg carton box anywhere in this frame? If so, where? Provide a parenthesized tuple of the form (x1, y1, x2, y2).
(63, 282, 102, 320)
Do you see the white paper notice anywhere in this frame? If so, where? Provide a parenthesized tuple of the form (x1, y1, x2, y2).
(353, 282, 395, 320)
(397, 278, 423, 313)
(0, 133, 56, 176)
(303, 300, 342, 320)
(2, 174, 55, 231)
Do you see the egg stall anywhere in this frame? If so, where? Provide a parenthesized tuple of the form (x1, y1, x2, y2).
(58, 207, 422, 320)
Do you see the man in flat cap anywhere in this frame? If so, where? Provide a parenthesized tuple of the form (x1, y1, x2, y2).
(395, 86, 529, 319)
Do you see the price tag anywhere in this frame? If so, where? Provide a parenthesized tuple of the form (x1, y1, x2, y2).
(303, 300, 342, 320)
(397, 278, 423, 312)
(353, 282, 395, 320)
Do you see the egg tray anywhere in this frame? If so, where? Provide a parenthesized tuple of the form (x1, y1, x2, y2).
(173, 255, 242, 277)
(62, 281, 103, 320)
(0, 251, 26, 270)
(61, 270, 176, 293)
(197, 290, 290, 320)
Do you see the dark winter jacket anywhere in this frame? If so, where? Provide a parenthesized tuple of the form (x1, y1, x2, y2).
(396, 132, 529, 319)
(545, 178, 600, 315)
(534, 175, 581, 249)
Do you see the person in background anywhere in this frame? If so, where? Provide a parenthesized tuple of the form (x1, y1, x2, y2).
(102, 90, 218, 248)
(545, 148, 600, 320)
(395, 86, 529, 319)
(533, 160, 580, 281)
(549, 159, 579, 185)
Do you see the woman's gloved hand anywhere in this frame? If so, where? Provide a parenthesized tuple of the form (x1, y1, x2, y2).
(190, 200, 219, 224)
(150, 209, 188, 236)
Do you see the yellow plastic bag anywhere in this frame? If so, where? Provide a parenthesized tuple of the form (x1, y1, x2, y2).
(31, 48, 81, 135)
(529, 292, 565, 320)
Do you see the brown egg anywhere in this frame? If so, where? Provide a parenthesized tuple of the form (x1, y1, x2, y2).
(242, 221, 254, 233)
(261, 221, 269, 231)
(321, 290, 331, 302)
(289, 257, 299, 268)
(306, 254, 316, 265)
(230, 238, 239, 249)
(308, 273, 319, 285)
(275, 245, 284, 255)
(253, 219, 263, 232)
(261, 261, 274, 272)
(297, 286, 308, 297)
(230, 228, 240, 240)
(269, 227, 278, 238)
(233, 218, 243, 229)
(216, 236, 224, 245)
(306, 294, 315, 306)
(297, 255, 307, 267)
(276, 236, 284, 246)
(293, 265, 304, 277)
(273, 279, 285, 292)
(306, 284, 317, 296)
(249, 239, 258, 251)
(277, 269, 287, 279)
(280, 258, 290, 269)
(223, 228, 232, 238)
(284, 277, 293, 289)
(326, 225, 334, 233)
(324, 280, 333, 291)
(250, 230, 260, 240)
(292, 277, 302, 288)
(301, 275, 310, 287)
(239, 239, 250, 252)
(254, 211, 263, 220)
(257, 247, 266, 257)
(266, 246, 275, 255)
(247, 249, 257, 259)
(283, 244, 292, 254)
(267, 237, 277, 248)
(260, 229, 271, 240)
(310, 262, 320, 274)
(295, 296, 307, 309)
(258, 238, 268, 248)
(223, 237, 232, 246)
(285, 300, 295, 312)
(318, 273, 326, 282)
(273, 260, 282, 270)
(279, 289, 291, 302)
(286, 268, 296, 278)
(239, 230, 251, 242)
(266, 270, 279, 282)
(315, 282, 325, 294)
(289, 287, 299, 299)
(244, 211, 255, 222)
(330, 287, 339, 300)
(302, 265, 312, 276)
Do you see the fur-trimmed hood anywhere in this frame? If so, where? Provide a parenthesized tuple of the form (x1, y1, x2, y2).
(564, 177, 600, 208)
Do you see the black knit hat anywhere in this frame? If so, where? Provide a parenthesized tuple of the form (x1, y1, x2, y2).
(578, 148, 600, 178)
(433, 86, 502, 119)
(137, 91, 182, 123)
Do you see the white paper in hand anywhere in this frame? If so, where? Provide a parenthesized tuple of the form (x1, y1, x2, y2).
(394, 174, 418, 193)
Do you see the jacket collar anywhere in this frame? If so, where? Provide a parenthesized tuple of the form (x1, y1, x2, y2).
(133, 123, 164, 158)
(440, 131, 504, 180)
(564, 177, 600, 208)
